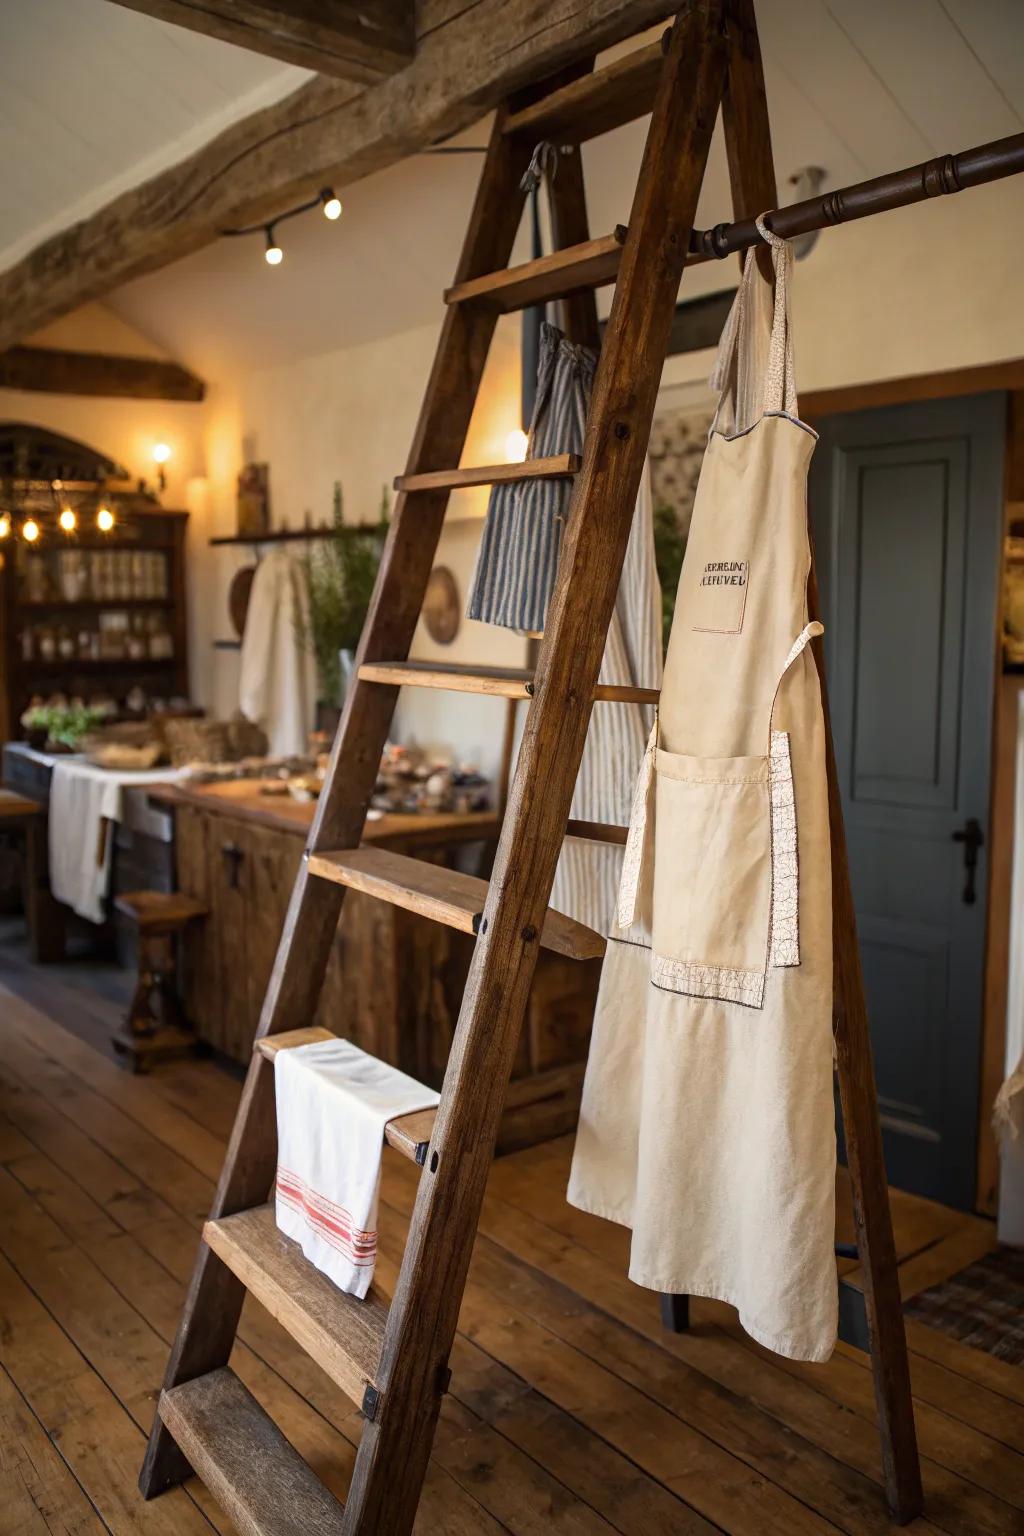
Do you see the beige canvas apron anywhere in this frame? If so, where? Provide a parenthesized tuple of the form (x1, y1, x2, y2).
(568, 220, 838, 1363)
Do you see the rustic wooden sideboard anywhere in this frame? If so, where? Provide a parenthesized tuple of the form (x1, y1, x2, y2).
(150, 780, 599, 1150)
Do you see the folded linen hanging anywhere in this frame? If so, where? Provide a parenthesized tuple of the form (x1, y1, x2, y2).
(275, 1038, 440, 1298)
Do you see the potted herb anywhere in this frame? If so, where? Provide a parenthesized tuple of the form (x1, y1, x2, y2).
(299, 483, 388, 717)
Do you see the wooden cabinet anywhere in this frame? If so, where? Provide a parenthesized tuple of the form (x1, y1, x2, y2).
(170, 797, 599, 1149)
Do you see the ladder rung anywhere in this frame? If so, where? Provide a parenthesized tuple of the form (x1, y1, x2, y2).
(307, 846, 606, 962)
(395, 452, 580, 494)
(204, 1206, 387, 1405)
(565, 818, 629, 846)
(159, 1366, 344, 1535)
(254, 1029, 435, 1164)
(445, 229, 626, 313)
(358, 660, 659, 705)
(503, 40, 664, 144)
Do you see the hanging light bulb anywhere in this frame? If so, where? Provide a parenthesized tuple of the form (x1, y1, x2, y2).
(0, 513, 10, 539)
(59, 506, 77, 532)
(321, 187, 342, 221)
(505, 428, 529, 463)
(96, 505, 115, 532)
(264, 226, 283, 266)
(22, 518, 40, 543)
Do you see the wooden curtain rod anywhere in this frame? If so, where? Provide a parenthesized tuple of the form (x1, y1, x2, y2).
(690, 132, 1024, 261)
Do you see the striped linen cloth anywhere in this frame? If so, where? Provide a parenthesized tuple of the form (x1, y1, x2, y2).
(468, 322, 596, 633)
(468, 318, 662, 934)
(550, 463, 662, 934)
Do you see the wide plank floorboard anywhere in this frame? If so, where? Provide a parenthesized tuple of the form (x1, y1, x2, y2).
(0, 980, 1019, 1536)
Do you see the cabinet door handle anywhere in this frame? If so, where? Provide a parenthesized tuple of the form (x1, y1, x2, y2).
(221, 841, 244, 890)
(951, 817, 984, 906)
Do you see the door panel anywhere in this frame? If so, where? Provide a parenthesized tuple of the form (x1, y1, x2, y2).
(810, 394, 1004, 1209)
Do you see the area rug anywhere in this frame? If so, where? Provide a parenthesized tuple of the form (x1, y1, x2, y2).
(904, 1245, 1024, 1365)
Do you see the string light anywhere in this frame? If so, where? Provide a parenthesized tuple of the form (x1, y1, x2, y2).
(264, 227, 283, 266)
(96, 506, 115, 532)
(58, 506, 77, 532)
(0, 513, 10, 539)
(223, 186, 344, 265)
(22, 518, 40, 543)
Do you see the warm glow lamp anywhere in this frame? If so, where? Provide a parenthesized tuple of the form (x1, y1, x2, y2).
(22, 518, 40, 543)
(505, 428, 529, 463)
(152, 441, 171, 491)
(97, 506, 115, 532)
(265, 226, 283, 265)
(58, 506, 77, 532)
(0, 513, 10, 539)
(321, 187, 342, 221)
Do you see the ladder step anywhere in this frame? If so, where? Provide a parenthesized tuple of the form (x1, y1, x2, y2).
(395, 452, 580, 493)
(159, 1366, 344, 1536)
(204, 1205, 387, 1406)
(445, 228, 626, 313)
(503, 40, 664, 144)
(255, 1029, 436, 1164)
(307, 846, 606, 961)
(358, 659, 659, 705)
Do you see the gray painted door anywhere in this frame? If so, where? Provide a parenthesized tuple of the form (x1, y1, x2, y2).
(809, 394, 1004, 1210)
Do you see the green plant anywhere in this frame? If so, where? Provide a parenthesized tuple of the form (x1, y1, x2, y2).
(299, 482, 389, 702)
(652, 501, 686, 652)
(23, 701, 106, 748)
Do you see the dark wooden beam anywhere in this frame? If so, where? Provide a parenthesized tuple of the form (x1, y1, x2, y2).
(0, 0, 678, 351)
(107, 0, 415, 83)
(0, 346, 205, 401)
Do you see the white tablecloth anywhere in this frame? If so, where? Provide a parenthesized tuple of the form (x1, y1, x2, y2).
(48, 758, 183, 923)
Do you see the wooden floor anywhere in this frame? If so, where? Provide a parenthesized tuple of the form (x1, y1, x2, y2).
(1, 981, 1022, 1536)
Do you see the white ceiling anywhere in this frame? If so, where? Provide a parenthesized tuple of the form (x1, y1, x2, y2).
(0, 0, 310, 268)
(1, 0, 1022, 378)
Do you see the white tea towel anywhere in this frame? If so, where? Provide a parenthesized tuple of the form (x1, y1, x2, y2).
(275, 1038, 440, 1297)
(48, 759, 181, 923)
(239, 550, 317, 756)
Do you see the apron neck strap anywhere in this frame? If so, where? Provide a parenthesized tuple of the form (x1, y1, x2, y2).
(710, 214, 798, 436)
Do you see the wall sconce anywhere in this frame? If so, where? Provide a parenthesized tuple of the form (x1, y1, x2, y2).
(152, 441, 171, 492)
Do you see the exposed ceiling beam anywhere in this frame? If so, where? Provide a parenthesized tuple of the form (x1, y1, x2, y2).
(0, 0, 678, 351)
(106, 0, 416, 84)
(0, 346, 205, 401)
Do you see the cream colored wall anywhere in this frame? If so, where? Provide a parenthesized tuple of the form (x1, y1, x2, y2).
(201, 314, 528, 774)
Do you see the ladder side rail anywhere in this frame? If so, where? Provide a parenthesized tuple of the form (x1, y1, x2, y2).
(719, 0, 922, 1519)
(140, 104, 537, 1502)
(343, 7, 729, 1532)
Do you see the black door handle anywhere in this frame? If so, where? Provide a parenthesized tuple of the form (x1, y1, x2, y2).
(952, 818, 984, 906)
(221, 841, 244, 890)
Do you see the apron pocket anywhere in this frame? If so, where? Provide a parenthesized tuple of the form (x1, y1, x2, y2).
(652, 748, 772, 1008)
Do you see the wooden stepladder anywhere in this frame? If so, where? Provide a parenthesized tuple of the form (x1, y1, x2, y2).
(141, 2, 923, 1530)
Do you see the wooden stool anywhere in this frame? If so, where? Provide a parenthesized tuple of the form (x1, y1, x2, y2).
(113, 890, 207, 1072)
(0, 786, 63, 962)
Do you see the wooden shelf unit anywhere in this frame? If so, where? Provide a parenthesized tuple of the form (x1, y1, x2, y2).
(1, 504, 189, 739)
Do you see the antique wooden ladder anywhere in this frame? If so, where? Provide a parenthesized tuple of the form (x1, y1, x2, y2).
(141, 3, 923, 1529)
